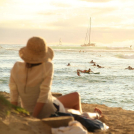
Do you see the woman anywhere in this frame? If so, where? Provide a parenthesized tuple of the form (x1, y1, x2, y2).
(9, 37, 102, 119)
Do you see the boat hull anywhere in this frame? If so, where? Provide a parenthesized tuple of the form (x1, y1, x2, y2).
(81, 43, 95, 47)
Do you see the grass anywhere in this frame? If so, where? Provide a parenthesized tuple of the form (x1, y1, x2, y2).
(0, 94, 29, 118)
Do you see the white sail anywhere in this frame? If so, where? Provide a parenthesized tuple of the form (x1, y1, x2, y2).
(81, 17, 95, 47)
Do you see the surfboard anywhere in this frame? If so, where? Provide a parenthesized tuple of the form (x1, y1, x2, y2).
(89, 72, 100, 74)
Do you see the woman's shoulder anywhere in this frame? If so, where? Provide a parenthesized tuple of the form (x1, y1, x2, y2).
(13, 61, 25, 67)
(42, 61, 53, 73)
(12, 61, 25, 70)
(44, 61, 53, 68)
(45, 61, 53, 65)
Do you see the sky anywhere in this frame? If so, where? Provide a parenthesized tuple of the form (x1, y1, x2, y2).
(0, 0, 134, 46)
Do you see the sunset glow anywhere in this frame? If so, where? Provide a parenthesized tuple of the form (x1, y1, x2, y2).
(0, 0, 134, 46)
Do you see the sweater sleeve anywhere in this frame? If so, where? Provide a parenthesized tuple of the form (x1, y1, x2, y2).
(37, 62, 53, 103)
(9, 64, 19, 102)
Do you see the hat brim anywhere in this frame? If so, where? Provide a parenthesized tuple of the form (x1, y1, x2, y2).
(19, 46, 54, 64)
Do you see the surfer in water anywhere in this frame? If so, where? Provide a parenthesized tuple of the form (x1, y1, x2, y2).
(92, 63, 96, 66)
(77, 68, 93, 74)
(125, 66, 134, 70)
(90, 60, 96, 64)
(97, 64, 104, 68)
(77, 70, 81, 76)
(85, 68, 93, 73)
(67, 63, 70, 66)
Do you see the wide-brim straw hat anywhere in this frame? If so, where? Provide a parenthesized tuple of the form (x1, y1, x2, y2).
(19, 37, 54, 64)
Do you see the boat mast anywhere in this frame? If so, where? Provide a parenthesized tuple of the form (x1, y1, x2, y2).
(89, 17, 91, 45)
(59, 38, 62, 45)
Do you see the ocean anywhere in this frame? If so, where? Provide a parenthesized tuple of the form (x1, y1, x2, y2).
(0, 44, 134, 111)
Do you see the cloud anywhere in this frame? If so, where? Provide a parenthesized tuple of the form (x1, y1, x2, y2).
(1, 0, 134, 46)
(91, 27, 134, 44)
(38, 12, 56, 16)
(91, 7, 116, 15)
(50, 1, 71, 8)
(80, 0, 112, 2)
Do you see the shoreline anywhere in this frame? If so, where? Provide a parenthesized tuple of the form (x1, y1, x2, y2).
(1, 91, 134, 133)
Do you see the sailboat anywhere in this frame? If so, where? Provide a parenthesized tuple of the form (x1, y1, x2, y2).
(81, 17, 95, 47)
(59, 38, 62, 45)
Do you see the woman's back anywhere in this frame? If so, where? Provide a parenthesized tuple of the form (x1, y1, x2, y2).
(10, 61, 56, 117)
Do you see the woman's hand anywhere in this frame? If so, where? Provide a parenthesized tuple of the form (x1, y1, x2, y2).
(32, 102, 45, 117)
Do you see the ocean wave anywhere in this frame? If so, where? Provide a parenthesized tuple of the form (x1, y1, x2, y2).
(116, 54, 134, 59)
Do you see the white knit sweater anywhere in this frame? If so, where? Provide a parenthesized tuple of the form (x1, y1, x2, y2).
(9, 61, 57, 118)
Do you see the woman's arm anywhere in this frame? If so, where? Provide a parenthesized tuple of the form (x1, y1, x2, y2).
(32, 102, 45, 117)
(33, 62, 54, 117)
(37, 62, 53, 102)
(9, 67, 19, 106)
(11, 102, 18, 106)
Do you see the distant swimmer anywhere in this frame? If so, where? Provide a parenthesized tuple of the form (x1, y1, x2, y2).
(90, 60, 96, 64)
(90, 60, 94, 63)
(67, 63, 70, 66)
(97, 65, 104, 68)
(92, 63, 96, 66)
(125, 66, 134, 70)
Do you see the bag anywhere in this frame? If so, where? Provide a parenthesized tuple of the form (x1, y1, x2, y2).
(50, 112, 104, 132)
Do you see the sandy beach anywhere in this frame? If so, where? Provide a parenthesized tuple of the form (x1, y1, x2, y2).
(1, 91, 134, 134)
